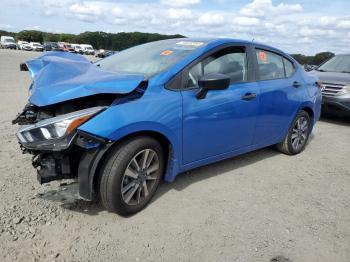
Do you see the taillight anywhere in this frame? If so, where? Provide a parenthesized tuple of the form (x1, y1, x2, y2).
(315, 81, 325, 91)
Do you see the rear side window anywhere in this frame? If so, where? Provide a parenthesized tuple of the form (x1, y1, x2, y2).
(283, 58, 295, 77)
(255, 49, 285, 80)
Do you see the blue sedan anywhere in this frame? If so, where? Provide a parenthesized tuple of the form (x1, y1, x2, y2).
(13, 38, 322, 215)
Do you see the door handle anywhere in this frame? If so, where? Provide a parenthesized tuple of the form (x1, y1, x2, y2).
(241, 92, 257, 101)
(292, 81, 301, 88)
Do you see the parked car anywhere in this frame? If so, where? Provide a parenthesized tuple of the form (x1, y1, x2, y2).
(304, 64, 317, 72)
(43, 42, 63, 52)
(13, 38, 322, 216)
(311, 54, 350, 117)
(17, 41, 32, 51)
(96, 50, 117, 58)
(81, 44, 95, 55)
(0, 36, 17, 49)
(29, 42, 44, 51)
(58, 42, 75, 53)
(71, 44, 84, 54)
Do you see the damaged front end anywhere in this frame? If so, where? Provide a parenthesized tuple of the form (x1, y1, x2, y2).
(12, 51, 147, 200)
(13, 100, 107, 184)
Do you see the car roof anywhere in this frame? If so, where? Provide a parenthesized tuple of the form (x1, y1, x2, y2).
(173, 37, 290, 57)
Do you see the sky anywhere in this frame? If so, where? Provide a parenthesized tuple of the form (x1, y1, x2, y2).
(0, 0, 349, 54)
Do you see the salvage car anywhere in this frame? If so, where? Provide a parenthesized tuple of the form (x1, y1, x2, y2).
(96, 49, 117, 58)
(0, 36, 17, 49)
(311, 54, 350, 117)
(43, 42, 63, 52)
(29, 42, 44, 52)
(18, 41, 32, 51)
(58, 42, 75, 53)
(13, 39, 322, 215)
(81, 44, 95, 55)
(71, 44, 84, 54)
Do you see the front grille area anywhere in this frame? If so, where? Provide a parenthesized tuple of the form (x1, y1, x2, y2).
(322, 83, 345, 97)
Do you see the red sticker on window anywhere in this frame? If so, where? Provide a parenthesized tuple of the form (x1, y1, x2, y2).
(160, 50, 173, 56)
(259, 51, 267, 62)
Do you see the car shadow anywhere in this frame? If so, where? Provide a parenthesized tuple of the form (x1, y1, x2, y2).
(152, 147, 280, 203)
(37, 147, 281, 216)
(36, 182, 105, 216)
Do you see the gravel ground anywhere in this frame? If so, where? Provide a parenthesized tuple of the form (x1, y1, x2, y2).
(0, 49, 349, 262)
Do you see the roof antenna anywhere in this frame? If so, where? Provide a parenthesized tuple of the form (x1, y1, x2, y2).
(252, 38, 255, 42)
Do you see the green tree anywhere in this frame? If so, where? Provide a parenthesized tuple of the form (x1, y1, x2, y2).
(312, 52, 334, 65)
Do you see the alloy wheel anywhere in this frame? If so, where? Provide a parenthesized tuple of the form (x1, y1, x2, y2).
(291, 116, 309, 151)
(121, 149, 160, 205)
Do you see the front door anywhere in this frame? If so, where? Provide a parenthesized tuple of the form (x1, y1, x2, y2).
(181, 45, 259, 164)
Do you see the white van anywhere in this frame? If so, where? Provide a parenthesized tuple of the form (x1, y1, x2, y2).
(71, 44, 84, 54)
(80, 44, 95, 55)
(0, 36, 17, 49)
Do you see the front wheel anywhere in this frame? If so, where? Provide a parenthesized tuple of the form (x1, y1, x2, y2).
(99, 136, 164, 216)
(277, 110, 311, 155)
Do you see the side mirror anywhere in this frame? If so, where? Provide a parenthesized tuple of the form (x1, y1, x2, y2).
(196, 73, 230, 99)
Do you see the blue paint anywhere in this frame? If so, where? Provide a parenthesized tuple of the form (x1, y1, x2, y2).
(26, 39, 321, 182)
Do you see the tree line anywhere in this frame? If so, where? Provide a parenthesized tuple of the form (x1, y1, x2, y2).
(0, 30, 184, 51)
(290, 52, 334, 66)
(0, 29, 334, 64)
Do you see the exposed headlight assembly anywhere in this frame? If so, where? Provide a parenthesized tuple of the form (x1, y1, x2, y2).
(16, 106, 105, 151)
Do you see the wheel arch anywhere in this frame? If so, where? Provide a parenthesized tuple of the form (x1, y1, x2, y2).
(300, 106, 314, 122)
(78, 127, 180, 201)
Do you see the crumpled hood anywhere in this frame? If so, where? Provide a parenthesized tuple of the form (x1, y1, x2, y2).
(25, 52, 145, 107)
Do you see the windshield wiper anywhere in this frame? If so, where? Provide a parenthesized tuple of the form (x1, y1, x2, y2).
(315, 69, 326, 72)
(341, 71, 350, 73)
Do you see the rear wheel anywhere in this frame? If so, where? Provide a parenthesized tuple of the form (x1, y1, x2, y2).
(277, 110, 311, 155)
(99, 136, 164, 216)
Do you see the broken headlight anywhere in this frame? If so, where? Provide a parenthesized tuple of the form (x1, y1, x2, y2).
(16, 106, 105, 151)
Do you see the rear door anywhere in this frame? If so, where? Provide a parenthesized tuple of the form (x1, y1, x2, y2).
(253, 47, 300, 145)
(181, 44, 260, 164)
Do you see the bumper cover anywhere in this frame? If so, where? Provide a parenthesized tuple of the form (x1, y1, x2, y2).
(322, 95, 350, 116)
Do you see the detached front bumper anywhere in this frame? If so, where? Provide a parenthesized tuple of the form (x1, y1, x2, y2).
(322, 95, 350, 116)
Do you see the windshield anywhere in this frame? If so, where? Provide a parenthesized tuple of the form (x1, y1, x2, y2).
(86, 47, 93, 50)
(5, 39, 15, 43)
(318, 55, 350, 73)
(96, 39, 206, 77)
(75, 46, 81, 49)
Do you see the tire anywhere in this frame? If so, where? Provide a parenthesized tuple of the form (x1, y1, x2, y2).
(277, 110, 311, 155)
(99, 136, 164, 216)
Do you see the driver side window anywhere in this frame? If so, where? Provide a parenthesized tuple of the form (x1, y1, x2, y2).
(187, 47, 247, 88)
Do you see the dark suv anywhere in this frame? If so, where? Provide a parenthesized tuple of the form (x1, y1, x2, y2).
(312, 54, 350, 116)
(43, 42, 63, 52)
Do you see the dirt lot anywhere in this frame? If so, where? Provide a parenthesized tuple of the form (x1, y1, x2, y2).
(0, 49, 349, 262)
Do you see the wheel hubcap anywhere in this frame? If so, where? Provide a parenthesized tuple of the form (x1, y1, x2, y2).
(291, 116, 309, 151)
(121, 149, 159, 205)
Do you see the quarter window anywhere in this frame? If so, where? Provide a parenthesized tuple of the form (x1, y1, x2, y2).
(283, 58, 295, 77)
(256, 49, 285, 80)
(187, 47, 247, 88)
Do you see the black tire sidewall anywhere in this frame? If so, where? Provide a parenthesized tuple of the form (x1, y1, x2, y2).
(101, 137, 164, 215)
